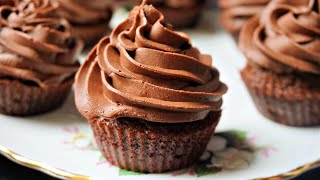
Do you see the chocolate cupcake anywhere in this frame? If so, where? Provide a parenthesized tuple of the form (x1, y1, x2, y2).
(0, 0, 83, 115)
(136, 0, 205, 28)
(219, 0, 270, 40)
(54, 0, 112, 46)
(239, 0, 320, 126)
(75, 2, 227, 173)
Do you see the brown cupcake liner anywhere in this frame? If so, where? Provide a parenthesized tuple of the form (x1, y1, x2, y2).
(90, 112, 221, 173)
(0, 78, 73, 116)
(241, 64, 320, 127)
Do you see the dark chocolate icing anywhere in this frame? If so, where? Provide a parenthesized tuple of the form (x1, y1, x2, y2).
(55, 0, 112, 42)
(239, 0, 320, 75)
(219, 0, 271, 36)
(0, 0, 82, 87)
(75, 3, 227, 123)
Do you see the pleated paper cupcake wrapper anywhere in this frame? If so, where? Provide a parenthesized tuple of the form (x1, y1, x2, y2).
(241, 65, 320, 127)
(247, 90, 320, 127)
(0, 79, 73, 116)
(90, 116, 219, 173)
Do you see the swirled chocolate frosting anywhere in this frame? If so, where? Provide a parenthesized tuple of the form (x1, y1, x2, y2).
(219, 0, 271, 36)
(75, 3, 227, 123)
(239, 0, 320, 75)
(54, 0, 112, 43)
(0, 0, 82, 87)
(55, 0, 112, 27)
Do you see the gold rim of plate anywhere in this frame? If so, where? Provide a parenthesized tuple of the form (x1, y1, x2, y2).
(0, 144, 319, 180)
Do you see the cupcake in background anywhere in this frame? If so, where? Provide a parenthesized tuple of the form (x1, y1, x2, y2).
(0, 0, 83, 115)
(136, 0, 206, 28)
(219, 0, 270, 40)
(75, 1, 227, 173)
(239, 0, 320, 126)
(54, 0, 112, 46)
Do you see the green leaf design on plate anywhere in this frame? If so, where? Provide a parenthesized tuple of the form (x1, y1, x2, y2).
(227, 130, 248, 140)
(216, 130, 251, 150)
(194, 164, 219, 177)
(119, 169, 144, 176)
(99, 154, 106, 161)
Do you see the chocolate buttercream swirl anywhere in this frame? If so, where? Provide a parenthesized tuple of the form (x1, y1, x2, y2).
(55, 0, 112, 25)
(75, 3, 227, 123)
(239, 0, 320, 75)
(0, 0, 82, 87)
(219, 0, 271, 36)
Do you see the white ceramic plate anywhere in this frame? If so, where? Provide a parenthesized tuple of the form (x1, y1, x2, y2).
(0, 10, 319, 180)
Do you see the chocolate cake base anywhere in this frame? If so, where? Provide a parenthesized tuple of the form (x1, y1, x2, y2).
(90, 111, 221, 173)
(0, 78, 73, 116)
(241, 64, 320, 127)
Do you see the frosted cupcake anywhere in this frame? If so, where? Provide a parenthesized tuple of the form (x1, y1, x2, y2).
(0, 0, 83, 115)
(75, 2, 227, 172)
(239, 0, 320, 126)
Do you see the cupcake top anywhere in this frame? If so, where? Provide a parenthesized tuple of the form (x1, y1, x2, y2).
(219, 0, 271, 36)
(75, 2, 227, 123)
(239, 0, 320, 75)
(55, 0, 112, 26)
(0, 0, 83, 87)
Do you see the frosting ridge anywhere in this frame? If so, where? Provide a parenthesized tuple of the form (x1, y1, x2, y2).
(239, 0, 320, 75)
(55, 0, 112, 25)
(219, 0, 271, 36)
(0, 0, 82, 87)
(75, 4, 227, 123)
(54, 0, 112, 43)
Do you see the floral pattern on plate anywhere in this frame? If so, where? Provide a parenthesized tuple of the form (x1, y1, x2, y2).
(62, 127, 278, 177)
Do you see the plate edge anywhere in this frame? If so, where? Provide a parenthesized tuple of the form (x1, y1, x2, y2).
(0, 144, 319, 180)
(0, 144, 92, 180)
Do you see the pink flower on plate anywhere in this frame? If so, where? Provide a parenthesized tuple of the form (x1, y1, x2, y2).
(96, 155, 111, 166)
(62, 127, 80, 134)
(244, 134, 279, 158)
(260, 147, 279, 158)
(62, 127, 97, 151)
